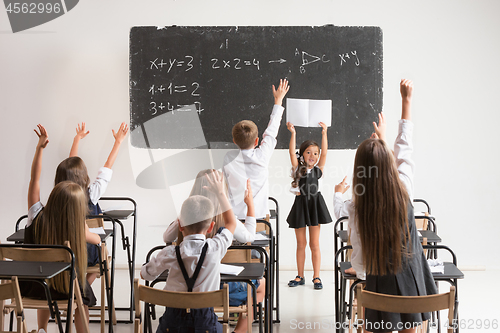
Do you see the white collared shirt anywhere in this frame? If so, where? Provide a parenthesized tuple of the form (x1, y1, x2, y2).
(141, 228, 233, 292)
(223, 104, 284, 219)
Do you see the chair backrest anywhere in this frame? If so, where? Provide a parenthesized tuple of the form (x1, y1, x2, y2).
(0, 277, 27, 333)
(222, 248, 252, 263)
(0, 244, 72, 263)
(134, 279, 229, 332)
(415, 212, 429, 230)
(86, 217, 104, 229)
(356, 284, 455, 333)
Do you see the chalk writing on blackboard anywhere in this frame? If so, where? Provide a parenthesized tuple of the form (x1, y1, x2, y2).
(130, 25, 383, 150)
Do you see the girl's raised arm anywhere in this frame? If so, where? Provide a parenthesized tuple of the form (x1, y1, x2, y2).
(69, 122, 89, 157)
(287, 122, 298, 169)
(103, 122, 129, 169)
(317, 122, 328, 172)
(28, 124, 49, 209)
(400, 79, 413, 120)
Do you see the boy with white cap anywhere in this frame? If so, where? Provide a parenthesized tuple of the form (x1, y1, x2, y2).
(141, 171, 237, 333)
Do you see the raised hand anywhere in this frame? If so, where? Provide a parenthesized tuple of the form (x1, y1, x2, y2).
(112, 122, 129, 143)
(334, 176, 350, 194)
(400, 79, 413, 100)
(34, 124, 49, 149)
(319, 122, 327, 135)
(287, 122, 296, 134)
(372, 112, 386, 142)
(272, 78, 290, 106)
(75, 122, 90, 140)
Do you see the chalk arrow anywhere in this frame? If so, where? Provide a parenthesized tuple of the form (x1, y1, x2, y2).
(302, 51, 321, 66)
(269, 58, 287, 64)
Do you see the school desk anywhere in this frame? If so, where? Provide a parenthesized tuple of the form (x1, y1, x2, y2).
(0, 244, 75, 333)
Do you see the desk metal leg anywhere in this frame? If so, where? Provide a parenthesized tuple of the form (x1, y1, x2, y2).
(109, 222, 117, 333)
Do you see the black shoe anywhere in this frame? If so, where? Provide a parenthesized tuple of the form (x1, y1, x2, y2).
(313, 277, 323, 290)
(288, 275, 305, 287)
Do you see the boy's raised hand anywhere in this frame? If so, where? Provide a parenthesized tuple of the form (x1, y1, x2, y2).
(272, 78, 290, 106)
(112, 122, 129, 143)
(34, 124, 49, 148)
(75, 122, 89, 140)
(286, 122, 296, 134)
(372, 112, 386, 141)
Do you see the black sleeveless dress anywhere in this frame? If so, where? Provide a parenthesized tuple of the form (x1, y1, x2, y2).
(286, 166, 332, 228)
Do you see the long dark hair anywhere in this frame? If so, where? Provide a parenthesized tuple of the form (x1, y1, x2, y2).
(353, 138, 410, 276)
(291, 140, 319, 188)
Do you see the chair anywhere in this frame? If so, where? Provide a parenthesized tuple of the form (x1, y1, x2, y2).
(356, 284, 456, 333)
(0, 277, 27, 333)
(134, 279, 229, 333)
(85, 218, 116, 333)
(219, 248, 253, 333)
(0, 242, 89, 333)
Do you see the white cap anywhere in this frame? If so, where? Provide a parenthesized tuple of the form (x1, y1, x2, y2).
(179, 195, 214, 227)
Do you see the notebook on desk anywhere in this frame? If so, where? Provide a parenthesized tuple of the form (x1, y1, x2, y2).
(220, 264, 244, 276)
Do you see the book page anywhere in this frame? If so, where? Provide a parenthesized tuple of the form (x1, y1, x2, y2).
(308, 99, 332, 127)
(286, 98, 310, 127)
(220, 263, 244, 275)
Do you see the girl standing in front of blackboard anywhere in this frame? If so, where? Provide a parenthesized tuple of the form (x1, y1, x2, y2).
(286, 122, 332, 290)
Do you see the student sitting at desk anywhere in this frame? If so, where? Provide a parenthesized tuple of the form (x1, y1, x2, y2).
(24, 124, 93, 333)
(163, 169, 258, 244)
(58, 122, 128, 284)
(141, 171, 237, 333)
(333, 80, 437, 333)
(162, 170, 266, 333)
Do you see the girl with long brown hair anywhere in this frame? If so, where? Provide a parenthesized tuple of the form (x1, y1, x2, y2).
(334, 80, 436, 333)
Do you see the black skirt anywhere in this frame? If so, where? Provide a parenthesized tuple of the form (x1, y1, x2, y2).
(287, 192, 332, 228)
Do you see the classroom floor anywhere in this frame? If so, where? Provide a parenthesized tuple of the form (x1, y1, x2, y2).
(18, 268, 496, 333)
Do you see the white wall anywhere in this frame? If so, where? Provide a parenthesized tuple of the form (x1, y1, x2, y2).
(1, 0, 499, 270)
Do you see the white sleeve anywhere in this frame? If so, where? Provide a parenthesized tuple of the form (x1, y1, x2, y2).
(257, 105, 284, 162)
(348, 219, 366, 280)
(394, 120, 415, 201)
(333, 193, 351, 220)
(88, 167, 113, 205)
(233, 216, 256, 243)
(27, 201, 44, 227)
(140, 247, 174, 281)
(163, 220, 179, 243)
(333, 194, 366, 279)
(209, 228, 234, 259)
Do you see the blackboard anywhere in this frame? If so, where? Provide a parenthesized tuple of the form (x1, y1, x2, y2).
(129, 25, 383, 150)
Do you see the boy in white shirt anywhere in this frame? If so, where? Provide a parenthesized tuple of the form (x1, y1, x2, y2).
(223, 79, 289, 219)
(141, 171, 236, 333)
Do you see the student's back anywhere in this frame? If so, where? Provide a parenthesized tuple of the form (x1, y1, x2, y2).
(141, 171, 237, 333)
(223, 79, 289, 219)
